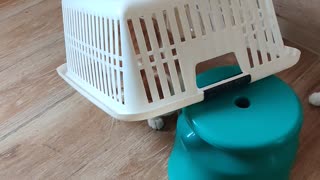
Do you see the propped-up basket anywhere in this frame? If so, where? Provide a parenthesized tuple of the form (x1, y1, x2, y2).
(57, 0, 301, 120)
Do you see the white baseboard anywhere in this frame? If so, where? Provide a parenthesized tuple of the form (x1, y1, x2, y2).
(277, 16, 320, 56)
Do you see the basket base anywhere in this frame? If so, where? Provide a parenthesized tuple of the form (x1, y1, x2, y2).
(56, 64, 203, 121)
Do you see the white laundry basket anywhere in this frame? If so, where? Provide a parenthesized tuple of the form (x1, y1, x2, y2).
(57, 0, 301, 121)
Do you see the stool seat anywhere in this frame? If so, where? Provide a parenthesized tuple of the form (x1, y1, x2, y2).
(186, 66, 302, 151)
(168, 66, 303, 180)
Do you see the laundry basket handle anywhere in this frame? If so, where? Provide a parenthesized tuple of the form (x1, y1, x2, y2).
(202, 73, 251, 99)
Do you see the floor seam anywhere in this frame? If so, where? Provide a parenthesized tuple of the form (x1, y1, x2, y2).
(0, 91, 76, 142)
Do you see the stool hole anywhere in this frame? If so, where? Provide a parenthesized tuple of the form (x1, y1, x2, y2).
(235, 97, 250, 109)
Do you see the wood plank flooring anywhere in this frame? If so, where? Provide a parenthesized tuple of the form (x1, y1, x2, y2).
(0, 0, 319, 179)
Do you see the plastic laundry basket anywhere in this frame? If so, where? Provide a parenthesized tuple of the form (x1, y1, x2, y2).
(57, 0, 301, 121)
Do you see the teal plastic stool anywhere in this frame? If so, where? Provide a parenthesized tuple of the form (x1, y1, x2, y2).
(168, 66, 303, 180)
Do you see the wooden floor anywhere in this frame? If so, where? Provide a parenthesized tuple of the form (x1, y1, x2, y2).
(0, 0, 319, 179)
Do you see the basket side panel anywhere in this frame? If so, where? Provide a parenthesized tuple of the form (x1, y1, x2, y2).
(62, 4, 127, 110)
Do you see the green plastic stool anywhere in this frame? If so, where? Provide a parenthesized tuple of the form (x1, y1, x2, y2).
(168, 66, 303, 180)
